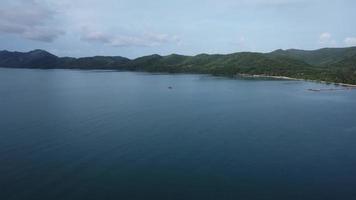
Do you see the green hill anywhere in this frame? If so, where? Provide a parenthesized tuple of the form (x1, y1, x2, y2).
(1, 47, 356, 84)
(268, 47, 356, 66)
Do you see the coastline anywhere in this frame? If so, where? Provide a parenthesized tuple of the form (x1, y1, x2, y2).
(236, 73, 356, 88)
(1, 66, 356, 88)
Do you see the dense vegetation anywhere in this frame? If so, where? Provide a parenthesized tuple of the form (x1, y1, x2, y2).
(1, 47, 356, 84)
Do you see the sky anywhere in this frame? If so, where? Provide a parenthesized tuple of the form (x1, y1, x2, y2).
(1, 0, 356, 58)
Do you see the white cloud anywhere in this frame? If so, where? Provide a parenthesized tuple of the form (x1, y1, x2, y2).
(81, 28, 180, 47)
(318, 32, 337, 46)
(80, 30, 111, 43)
(215, 0, 309, 9)
(0, 0, 64, 42)
(344, 37, 356, 46)
(243, 0, 306, 6)
(231, 36, 248, 47)
(319, 32, 331, 42)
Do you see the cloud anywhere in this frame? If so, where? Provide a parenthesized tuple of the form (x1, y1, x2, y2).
(344, 37, 356, 46)
(319, 32, 331, 43)
(221, 0, 309, 9)
(244, 0, 306, 6)
(231, 36, 248, 47)
(81, 28, 180, 47)
(318, 33, 356, 47)
(81, 31, 112, 44)
(0, 0, 64, 42)
(318, 32, 337, 46)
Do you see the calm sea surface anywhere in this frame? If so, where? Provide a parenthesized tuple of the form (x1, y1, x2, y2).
(1, 68, 356, 200)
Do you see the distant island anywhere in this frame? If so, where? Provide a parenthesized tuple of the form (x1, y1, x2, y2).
(1, 47, 356, 85)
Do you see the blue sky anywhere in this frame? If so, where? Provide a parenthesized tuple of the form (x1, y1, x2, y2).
(1, 0, 356, 58)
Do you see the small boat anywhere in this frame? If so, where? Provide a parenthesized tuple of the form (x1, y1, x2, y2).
(168, 86, 173, 89)
(308, 89, 321, 92)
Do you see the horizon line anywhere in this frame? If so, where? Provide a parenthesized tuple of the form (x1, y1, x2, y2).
(1, 46, 356, 60)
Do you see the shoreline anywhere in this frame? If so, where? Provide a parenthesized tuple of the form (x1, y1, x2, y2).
(236, 73, 356, 88)
(1, 67, 356, 88)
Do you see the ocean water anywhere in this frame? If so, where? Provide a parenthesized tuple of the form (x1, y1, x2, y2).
(1, 68, 356, 200)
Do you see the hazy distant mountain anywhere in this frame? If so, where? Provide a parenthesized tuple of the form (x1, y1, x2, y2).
(0, 49, 58, 68)
(0, 50, 132, 70)
(1, 47, 356, 84)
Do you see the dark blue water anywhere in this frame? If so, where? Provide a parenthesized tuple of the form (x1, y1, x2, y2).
(1, 68, 356, 200)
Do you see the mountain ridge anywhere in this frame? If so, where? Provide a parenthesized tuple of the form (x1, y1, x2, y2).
(1, 47, 356, 84)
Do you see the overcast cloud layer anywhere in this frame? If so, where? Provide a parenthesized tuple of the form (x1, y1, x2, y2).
(0, 0, 355, 58)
